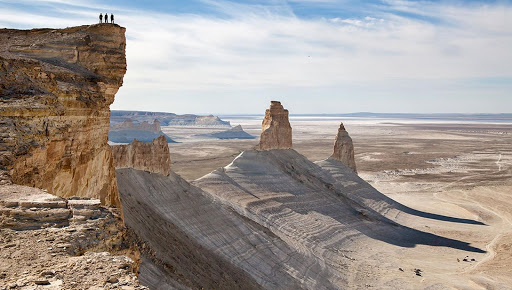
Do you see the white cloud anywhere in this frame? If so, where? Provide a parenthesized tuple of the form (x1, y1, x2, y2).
(0, 0, 511, 113)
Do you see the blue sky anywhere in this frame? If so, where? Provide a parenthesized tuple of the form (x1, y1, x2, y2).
(0, 0, 511, 114)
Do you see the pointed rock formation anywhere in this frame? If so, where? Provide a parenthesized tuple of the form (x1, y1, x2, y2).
(257, 101, 292, 150)
(111, 135, 171, 176)
(330, 123, 357, 173)
(0, 24, 126, 206)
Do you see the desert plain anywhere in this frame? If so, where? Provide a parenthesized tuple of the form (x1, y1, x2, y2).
(165, 116, 512, 288)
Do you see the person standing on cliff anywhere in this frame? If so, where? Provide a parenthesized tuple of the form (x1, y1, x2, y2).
(111, 14, 114, 24)
(99, 13, 103, 23)
(105, 13, 109, 23)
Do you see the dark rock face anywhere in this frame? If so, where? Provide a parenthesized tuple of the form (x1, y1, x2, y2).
(330, 122, 357, 173)
(0, 24, 127, 206)
(257, 101, 292, 150)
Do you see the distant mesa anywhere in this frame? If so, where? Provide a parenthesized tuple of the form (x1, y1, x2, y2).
(111, 110, 231, 128)
(108, 119, 176, 143)
(196, 125, 255, 140)
(329, 122, 357, 173)
(257, 101, 292, 150)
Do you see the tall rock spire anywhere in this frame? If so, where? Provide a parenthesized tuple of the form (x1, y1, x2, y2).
(330, 123, 357, 173)
(257, 101, 292, 150)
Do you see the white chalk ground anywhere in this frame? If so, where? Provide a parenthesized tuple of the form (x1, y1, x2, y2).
(163, 116, 512, 288)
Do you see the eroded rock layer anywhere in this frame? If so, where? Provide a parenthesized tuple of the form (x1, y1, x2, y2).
(116, 168, 337, 289)
(111, 136, 171, 176)
(329, 122, 357, 173)
(0, 24, 126, 206)
(258, 101, 292, 150)
(193, 149, 486, 288)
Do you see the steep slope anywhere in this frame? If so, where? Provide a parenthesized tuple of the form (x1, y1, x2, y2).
(0, 24, 126, 206)
(116, 168, 340, 289)
(194, 149, 486, 288)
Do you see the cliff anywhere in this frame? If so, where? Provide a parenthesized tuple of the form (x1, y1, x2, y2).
(329, 122, 357, 173)
(0, 24, 127, 206)
(257, 101, 292, 150)
(111, 135, 171, 176)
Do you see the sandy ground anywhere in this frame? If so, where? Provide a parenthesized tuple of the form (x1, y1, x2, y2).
(163, 117, 512, 288)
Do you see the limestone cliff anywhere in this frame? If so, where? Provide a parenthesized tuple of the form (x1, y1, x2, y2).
(329, 122, 357, 173)
(257, 101, 292, 150)
(0, 24, 126, 206)
(111, 136, 171, 176)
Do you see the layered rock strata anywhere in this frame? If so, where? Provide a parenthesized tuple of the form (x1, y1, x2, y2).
(0, 24, 126, 206)
(0, 185, 144, 288)
(257, 101, 292, 150)
(329, 122, 357, 173)
(111, 136, 171, 176)
(194, 149, 486, 288)
(116, 168, 337, 289)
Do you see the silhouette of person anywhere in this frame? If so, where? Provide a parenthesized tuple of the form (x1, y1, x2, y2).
(99, 13, 103, 23)
(105, 13, 109, 23)
(111, 14, 114, 24)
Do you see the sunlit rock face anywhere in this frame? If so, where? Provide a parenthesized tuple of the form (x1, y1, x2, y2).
(0, 24, 127, 206)
(330, 122, 357, 173)
(111, 135, 171, 176)
(257, 101, 292, 150)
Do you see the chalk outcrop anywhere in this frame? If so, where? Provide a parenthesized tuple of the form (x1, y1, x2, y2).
(329, 123, 357, 173)
(0, 24, 126, 206)
(111, 135, 171, 176)
(257, 101, 292, 150)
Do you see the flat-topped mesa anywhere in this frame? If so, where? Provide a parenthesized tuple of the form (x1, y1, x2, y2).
(0, 24, 127, 206)
(257, 101, 292, 150)
(111, 119, 161, 133)
(111, 135, 171, 176)
(329, 123, 357, 173)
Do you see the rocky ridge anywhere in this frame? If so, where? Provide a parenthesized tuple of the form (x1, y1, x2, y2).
(0, 184, 144, 289)
(257, 101, 292, 150)
(0, 24, 127, 206)
(329, 122, 357, 173)
(111, 135, 171, 176)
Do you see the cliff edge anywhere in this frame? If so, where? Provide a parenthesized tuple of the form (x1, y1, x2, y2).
(0, 24, 127, 206)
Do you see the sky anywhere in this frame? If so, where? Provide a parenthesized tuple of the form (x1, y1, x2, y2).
(0, 0, 511, 114)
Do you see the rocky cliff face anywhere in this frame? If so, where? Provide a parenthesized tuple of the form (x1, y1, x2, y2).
(0, 24, 126, 206)
(329, 123, 357, 173)
(111, 135, 171, 176)
(257, 101, 292, 150)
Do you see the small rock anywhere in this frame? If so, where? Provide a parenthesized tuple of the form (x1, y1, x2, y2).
(106, 276, 119, 284)
(40, 270, 55, 277)
(33, 279, 50, 285)
(3, 243, 16, 249)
